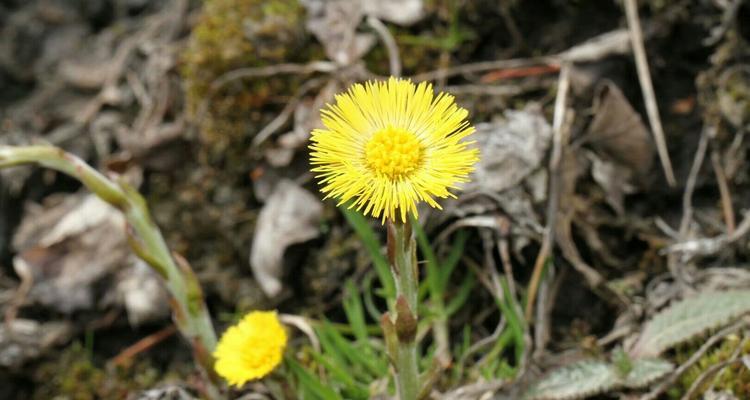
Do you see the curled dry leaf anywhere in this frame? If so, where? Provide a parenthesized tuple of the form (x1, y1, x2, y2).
(466, 107, 553, 193)
(362, 0, 425, 26)
(0, 319, 71, 368)
(12, 194, 128, 313)
(302, 0, 424, 65)
(12, 193, 168, 324)
(301, 0, 374, 65)
(586, 80, 654, 177)
(249, 180, 323, 297)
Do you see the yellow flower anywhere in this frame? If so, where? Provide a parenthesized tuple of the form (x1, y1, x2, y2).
(213, 311, 287, 387)
(309, 77, 479, 223)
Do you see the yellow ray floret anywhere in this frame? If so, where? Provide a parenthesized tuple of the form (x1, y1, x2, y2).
(309, 77, 480, 223)
(213, 310, 287, 387)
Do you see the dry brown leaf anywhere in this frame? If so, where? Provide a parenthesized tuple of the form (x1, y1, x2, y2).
(586, 81, 654, 177)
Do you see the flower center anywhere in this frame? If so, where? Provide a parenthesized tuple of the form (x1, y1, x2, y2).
(365, 127, 422, 179)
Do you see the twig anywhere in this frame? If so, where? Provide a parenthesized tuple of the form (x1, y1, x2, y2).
(412, 57, 555, 83)
(479, 65, 560, 82)
(457, 317, 506, 369)
(209, 62, 336, 93)
(251, 78, 325, 147)
(411, 27, 633, 83)
(110, 325, 177, 367)
(194, 61, 336, 133)
(439, 379, 507, 400)
(665, 130, 709, 272)
(624, 0, 676, 186)
(679, 130, 710, 236)
(496, 216, 518, 302)
(367, 16, 401, 77)
(665, 210, 750, 258)
(525, 63, 571, 321)
(711, 149, 736, 234)
(639, 318, 747, 400)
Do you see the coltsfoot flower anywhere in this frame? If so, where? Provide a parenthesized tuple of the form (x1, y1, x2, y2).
(309, 77, 479, 223)
(213, 310, 287, 387)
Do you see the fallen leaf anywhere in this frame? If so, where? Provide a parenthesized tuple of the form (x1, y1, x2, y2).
(249, 180, 323, 297)
(12, 194, 129, 313)
(12, 193, 168, 323)
(585, 81, 654, 177)
(301, 0, 374, 65)
(0, 319, 71, 368)
(116, 258, 170, 326)
(466, 106, 553, 193)
(362, 0, 425, 26)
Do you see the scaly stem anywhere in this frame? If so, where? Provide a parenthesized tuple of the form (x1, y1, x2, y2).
(0, 146, 219, 393)
(387, 220, 420, 400)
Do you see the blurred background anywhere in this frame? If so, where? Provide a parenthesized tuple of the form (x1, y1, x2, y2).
(1, 0, 749, 398)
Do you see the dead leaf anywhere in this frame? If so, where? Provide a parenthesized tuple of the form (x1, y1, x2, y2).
(363, 0, 425, 26)
(586, 81, 654, 177)
(301, 0, 374, 65)
(0, 319, 71, 368)
(12, 193, 168, 323)
(12, 194, 128, 313)
(466, 106, 553, 193)
(588, 151, 635, 215)
(116, 258, 170, 326)
(249, 180, 323, 297)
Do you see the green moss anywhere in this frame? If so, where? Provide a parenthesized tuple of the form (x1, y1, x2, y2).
(32, 342, 173, 400)
(180, 0, 309, 154)
(668, 334, 750, 399)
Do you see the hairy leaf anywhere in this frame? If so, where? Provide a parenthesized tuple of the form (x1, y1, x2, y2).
(523, 361, 620, 400)
(632, 290, 750, 357)
(623, 358, 674, 388)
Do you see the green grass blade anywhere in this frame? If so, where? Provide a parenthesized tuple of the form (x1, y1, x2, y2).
(342, 208, 395, 299)
(287, 357, 342, 400)
(342, 280, 369, 344)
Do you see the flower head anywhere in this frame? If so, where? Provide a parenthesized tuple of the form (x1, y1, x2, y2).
(213, 310, 287, 387)
(309, 77, 479, 223)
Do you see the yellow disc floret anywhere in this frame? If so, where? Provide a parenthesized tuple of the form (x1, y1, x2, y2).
(365, 127, 422, 179)
(213, 310, 287, 387)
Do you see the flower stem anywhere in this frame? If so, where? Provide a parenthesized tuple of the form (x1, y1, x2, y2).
(387, 220, 420, 400)
(0, 145, 220, 393)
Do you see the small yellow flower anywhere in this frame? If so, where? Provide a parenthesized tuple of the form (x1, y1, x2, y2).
(309, 77, 479, 223)
(213, 311, 287, 387)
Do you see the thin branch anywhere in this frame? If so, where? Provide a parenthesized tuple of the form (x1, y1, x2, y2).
(525, 63, 571, 321)
(624, 0, 676, 186)
(251, 78, 325, 147)
(712, 149, 736, 234)
(367, 16, 401, 77)
(110, 325, 177, 367)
